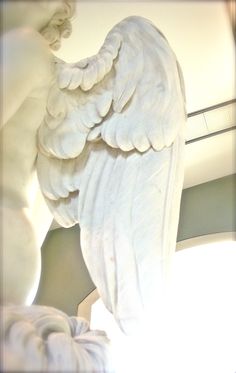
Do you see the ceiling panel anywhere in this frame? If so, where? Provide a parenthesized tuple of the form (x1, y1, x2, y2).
(186, 115, 208, 141)
(186, 101, 236, 141)
(204, 103, 236, 132)
(184, 129, 235, 189)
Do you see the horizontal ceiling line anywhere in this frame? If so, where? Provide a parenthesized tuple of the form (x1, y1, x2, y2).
(186, 125, 236, 145)
(187, 98, 236, 118)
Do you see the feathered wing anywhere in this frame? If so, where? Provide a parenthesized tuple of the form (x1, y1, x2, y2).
(37, 16, 186, 334)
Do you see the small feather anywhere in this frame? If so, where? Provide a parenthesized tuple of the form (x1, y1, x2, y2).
(58, 66, 74, 89)
(79, 109, 94, 129)
(47, 86, 67, 120)
(87, 126, 102, 142)
(81, 63, 98, 91)
(131, 126, 150, 152)
(86, 103, 102, 125)
(96, 91, 113, 117)
(101, 52, 113, 76)
(96, 56, 107, 81)
(68, 68, 83, 90)
(76, 58, 89, 68)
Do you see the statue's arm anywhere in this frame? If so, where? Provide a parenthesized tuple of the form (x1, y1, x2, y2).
(1, 27, 54, 127)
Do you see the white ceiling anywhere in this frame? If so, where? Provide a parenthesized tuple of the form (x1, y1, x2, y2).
(54, 1, 235, 189)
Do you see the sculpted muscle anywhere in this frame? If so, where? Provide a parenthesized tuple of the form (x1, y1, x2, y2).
(1, 0, 75, 308)
(0, 27, 54, 303)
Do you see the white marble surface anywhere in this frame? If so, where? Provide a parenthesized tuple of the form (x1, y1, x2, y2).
(1, 3, 59, 305)
(0, 0, 79, 306)
(37, 15, 186, 334)
(1, 304, 113, 372)
(1, 2, 186, 370)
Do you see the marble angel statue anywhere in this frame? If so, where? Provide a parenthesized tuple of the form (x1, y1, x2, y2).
(1, 0, 186, 371)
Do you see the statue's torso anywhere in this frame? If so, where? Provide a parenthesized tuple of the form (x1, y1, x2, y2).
(1, 28, 55, 305)
(0, 26, 56, 208)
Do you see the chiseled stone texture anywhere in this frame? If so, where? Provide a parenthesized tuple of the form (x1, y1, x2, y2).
(1, 305, 113, 372)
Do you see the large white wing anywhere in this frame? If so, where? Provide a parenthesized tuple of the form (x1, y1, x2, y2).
(37, 16, 186, 334)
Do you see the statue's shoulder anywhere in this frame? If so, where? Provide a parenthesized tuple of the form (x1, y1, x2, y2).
(2, 27, 54, 89)
(3, 27, 52, 61)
